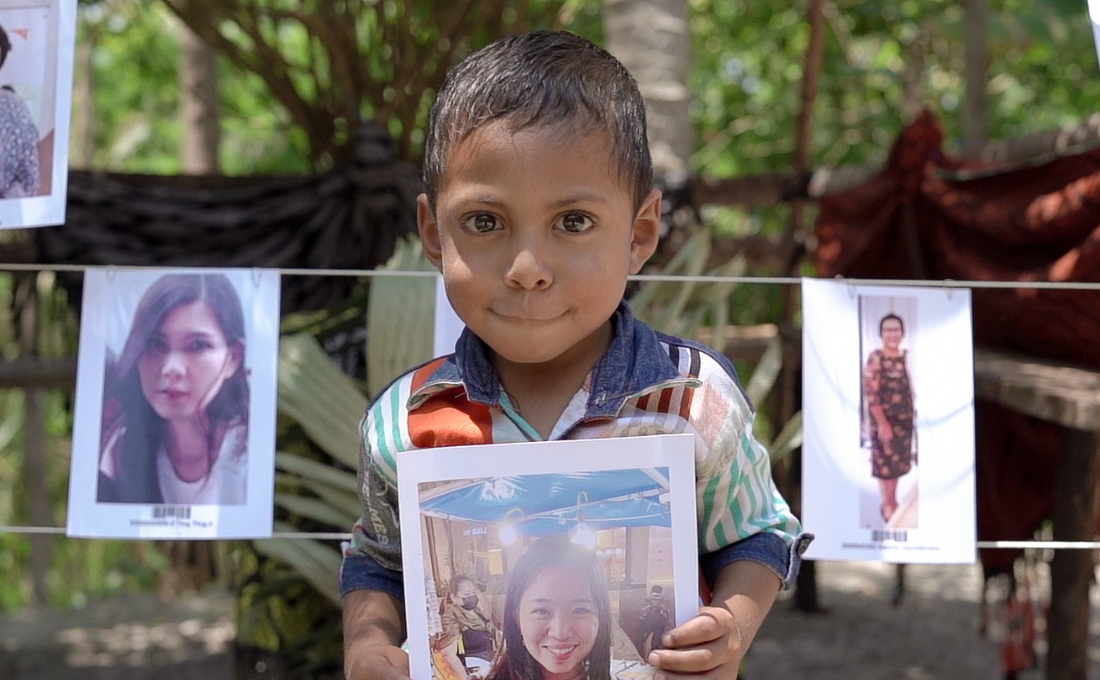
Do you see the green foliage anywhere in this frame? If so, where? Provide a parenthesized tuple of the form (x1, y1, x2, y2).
(366, 238, 437, 395)
(228, 331, 367, 677)
(78, 0, 604, 174)
(79, 0, 313, 174)
(80, 0, 1100, 183)
(987, 0, 1100, 136)
(160, 0, 602, 167)
(82, 1, 182, 173)
(690, 0, 1100, 176)
(235, 547, 345, 678)
(632, 229, 745, 348)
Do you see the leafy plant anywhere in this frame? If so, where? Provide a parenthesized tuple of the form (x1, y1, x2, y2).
(235, 239, 439, 676)
(629, 228, 802, 460)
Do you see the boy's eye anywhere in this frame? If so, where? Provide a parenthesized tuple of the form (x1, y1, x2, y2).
(557, 213, 594, 233)
(463, 213, 500, 234)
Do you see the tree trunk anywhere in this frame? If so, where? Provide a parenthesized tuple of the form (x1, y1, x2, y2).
(785, 0, 826, 613)
(961, 0, 989, 156)
(603, 0, 692, 195)
(1046, 429, 1099, 680)
(178, 6, 221, 174)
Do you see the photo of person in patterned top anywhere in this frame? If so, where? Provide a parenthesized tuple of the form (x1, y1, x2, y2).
(0, 21, 40, 200)
(861, 308, 918, 528)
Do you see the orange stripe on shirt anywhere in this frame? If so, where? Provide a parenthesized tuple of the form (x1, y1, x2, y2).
(411, 357, 450, 392)
(657, 388, 673, 414)
(409, 394, 494, 448)
(678, 387, 695, 422)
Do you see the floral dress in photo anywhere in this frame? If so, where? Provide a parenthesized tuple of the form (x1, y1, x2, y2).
(0, 86, 40, 199)
(863, 349, 915, 479)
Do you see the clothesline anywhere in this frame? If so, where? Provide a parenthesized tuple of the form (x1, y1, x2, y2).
(0, 263, 1095, 552)
(2, 262, 1100, 291)
(0, 524, 1095, 550)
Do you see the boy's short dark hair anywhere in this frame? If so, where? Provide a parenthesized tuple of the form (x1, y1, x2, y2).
(423, 30, 652, 212)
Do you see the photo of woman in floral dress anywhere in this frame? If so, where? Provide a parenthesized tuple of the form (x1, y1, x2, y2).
(862, 312, 916, 525)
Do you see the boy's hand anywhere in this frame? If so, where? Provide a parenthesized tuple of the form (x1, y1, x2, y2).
(345, 641, 410, 680)
(647, 606, 745, 679)
(344, 590, 410, 680)
(647, 560, 781, 680)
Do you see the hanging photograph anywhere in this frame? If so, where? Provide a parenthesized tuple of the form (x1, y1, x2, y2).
(398, 434, 698, 680)
(0, 0, 75, 228)
(801, 278, 976, 563)
(67, 268, 281, 539)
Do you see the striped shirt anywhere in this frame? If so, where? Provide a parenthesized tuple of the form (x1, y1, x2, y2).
(341, 303, 808, 597)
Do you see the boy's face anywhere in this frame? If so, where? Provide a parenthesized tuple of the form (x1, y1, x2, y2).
(419, 122, 661, 370)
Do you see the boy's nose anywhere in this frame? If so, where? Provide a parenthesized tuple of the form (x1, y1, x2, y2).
(505, 245, 552, 291)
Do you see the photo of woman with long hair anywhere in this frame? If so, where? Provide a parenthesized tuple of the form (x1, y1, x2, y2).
(0, 20, 40, 199)
(486, 534, 612, 680)
(97, 273, 249, 505)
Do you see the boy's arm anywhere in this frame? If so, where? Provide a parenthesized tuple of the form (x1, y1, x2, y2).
(343, 407, 411, 679)
(647, 561, 780, 679)
(344, 589, 410, 680)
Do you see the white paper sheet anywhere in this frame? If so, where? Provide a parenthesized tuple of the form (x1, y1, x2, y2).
(0, 0, 75, 228)
(1090, 0, 1100, 77)
(398, 434, 698, 680)
(801, 279, 976, 563)
(433, 275, 464, 357)
(67, 268, 281, 539)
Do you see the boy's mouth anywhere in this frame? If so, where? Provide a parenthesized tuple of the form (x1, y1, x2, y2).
(492, 307, 564, 322)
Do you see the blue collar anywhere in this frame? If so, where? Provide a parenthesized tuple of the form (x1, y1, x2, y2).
(407, 302, 688, 419)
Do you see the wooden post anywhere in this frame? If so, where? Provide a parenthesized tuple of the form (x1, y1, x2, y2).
(972, 349, 1100, 680)
(1047, 429, 1099, 680)
(786, 0, 826, 613)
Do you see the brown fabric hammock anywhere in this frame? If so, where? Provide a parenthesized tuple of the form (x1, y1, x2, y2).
(813, 109, 1100, 574)
(29, 122, 421, 314)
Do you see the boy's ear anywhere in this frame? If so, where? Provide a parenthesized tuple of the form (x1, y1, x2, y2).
(417, 193, 444, 272)
(628, 187, 663, 274)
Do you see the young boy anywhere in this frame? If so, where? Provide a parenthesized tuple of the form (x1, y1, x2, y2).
(341, 30, 810, 680)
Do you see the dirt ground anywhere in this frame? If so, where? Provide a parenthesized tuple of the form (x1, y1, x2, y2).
(0, 589, 236, 680)
(0, 561, 1096, 680)
(745, 560, 1099, 680)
